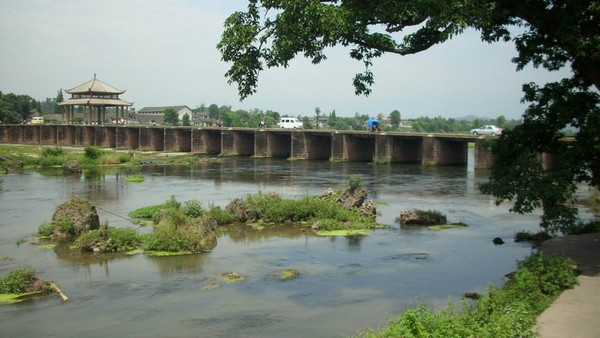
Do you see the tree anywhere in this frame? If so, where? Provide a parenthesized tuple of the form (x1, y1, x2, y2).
(54, 89, 63, 115)
(328, 109, 337, 126)
(163, 107, 179, 126)
(218, 1, 600, 233)
(390, 110, 401, 128)
(182, 113, 191, 126)
(495, 115, 507, 128)
(208, 104, 219, 119)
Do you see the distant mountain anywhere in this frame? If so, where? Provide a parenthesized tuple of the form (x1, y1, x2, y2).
(453, 115, 492, 122)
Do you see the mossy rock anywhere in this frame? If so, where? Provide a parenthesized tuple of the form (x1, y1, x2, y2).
(270, 269, 300, 281)
(51, 197, 100, 236)
(220, 272, 245, 283)
(399, 209, 447, 225)
(316, 229, 371, 236)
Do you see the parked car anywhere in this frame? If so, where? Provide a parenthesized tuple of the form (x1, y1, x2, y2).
(470, 125, 502, 136)
(278, 117, 303, 130)
(31, 117, 44, 125)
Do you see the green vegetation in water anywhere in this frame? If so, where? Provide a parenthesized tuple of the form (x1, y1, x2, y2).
(272, 269, 300, 281)
(0, 256, 10, 261)
(201, 284, 220, 291)
(32, 242, 58, 249)
(0, 267, 53, 305)
(316, 229, 372, 236)
(16, 237, 28, 246)
(398, 209, 448, 226)
(359, 253, 578, 337)
(144, 250, 194, 257)
(427, 223, 468, 230)
(124, 175, 145, 183)
(226, 191, 377, 231)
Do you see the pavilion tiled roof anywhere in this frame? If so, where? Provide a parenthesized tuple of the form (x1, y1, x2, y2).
(58, 98, 132, 107)
(65, 76, 125, 94)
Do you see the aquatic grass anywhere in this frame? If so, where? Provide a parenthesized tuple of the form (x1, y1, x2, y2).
(0, 291, 42, 304)
(226, 193, 377, 230)
(124, 175, 145, 183)
(360, 253, 577, 337)
(316, 229, 371, 236)
(205, 205, 236, 225)
(74, 227, 142, 253)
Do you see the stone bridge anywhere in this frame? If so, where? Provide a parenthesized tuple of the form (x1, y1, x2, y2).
(0, 125, 502, 168)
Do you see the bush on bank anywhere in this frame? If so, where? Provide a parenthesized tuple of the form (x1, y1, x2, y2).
(361, 253, 577, 337)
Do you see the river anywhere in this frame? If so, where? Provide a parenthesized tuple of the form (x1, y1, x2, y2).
(0, 153, 581, 337)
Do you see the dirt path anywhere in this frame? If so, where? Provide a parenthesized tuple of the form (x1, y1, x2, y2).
(536, 233, 600, 338)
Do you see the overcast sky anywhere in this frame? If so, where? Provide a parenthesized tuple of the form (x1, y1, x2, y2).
(0, 0, 571, 119)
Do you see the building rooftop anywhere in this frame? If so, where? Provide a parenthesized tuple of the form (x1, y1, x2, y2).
(65, 75, 125, 94)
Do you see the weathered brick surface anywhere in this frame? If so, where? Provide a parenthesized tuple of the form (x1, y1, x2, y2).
(332, 134, 375, 162)
(0, 126, 9, 143)
(422, 137, 467, 166)
(191, 130, 221, 154)
(234, 131, 254, 156)
(41, 126, 57, 145)
(220, 131, 236, 155)
(95, 127, 116, 148)
(24, 126, 39, 144)
(254, 131, 268, 157)
(267, 132, 291, 158)
(291, 132, 332, 159)
(10, 127, 24, 143)
(139, 128, 152, 151)
(117, 127, 140, 149)
(151, 128, 164, 151)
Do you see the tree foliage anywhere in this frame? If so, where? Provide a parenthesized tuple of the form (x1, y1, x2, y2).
(390, 110, 401, 127)
(163, 107, 179, 126)
(182, 113, 191, 126)
(0, 91, 38, 124)
(219, 0, 600, 232)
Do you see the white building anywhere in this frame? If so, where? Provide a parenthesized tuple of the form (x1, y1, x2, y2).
(137, 105, 193, 123)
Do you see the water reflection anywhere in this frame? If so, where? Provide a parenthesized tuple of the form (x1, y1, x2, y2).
(53, 242, 138, 277)
(220, 224, 310, 243)
(146, 253, 208, 276)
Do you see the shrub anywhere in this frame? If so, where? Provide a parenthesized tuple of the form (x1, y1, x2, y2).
(74, 227, 142, 253)
(364, 253, 577, 338)
(205, 206, 236, 225)
(37, 217, 76, 238)
(83, 146, 103, 160)
(183, 200, 204, 218)
(0, 267, 36, 294)
(567, 221, 600, 235)
(348, 175, 363, 190)
(41, 147, 64, 157)
(129, 205, 164, 219)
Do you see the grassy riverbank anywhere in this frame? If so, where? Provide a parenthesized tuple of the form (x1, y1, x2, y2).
(361, 253, 577, 337)
(0, 145, 201, 172)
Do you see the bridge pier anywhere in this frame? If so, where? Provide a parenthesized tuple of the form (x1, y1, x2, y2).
(421, 136, 468, 166)
(290, 132, 331, 160)
(331, 133, 375, 162)
(164, 128, 191, 152)
(474, 139, 495, 169)
(221, 130, 254, 156)
(254, 130, 291, 158)
(191, 129, 221, 154)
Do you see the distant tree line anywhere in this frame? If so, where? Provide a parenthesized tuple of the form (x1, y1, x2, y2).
(0, 91, 41, 124)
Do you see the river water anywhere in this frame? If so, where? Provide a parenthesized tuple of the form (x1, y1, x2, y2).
(0, 153, 586, 337)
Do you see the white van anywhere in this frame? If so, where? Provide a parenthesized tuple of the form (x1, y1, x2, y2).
(278, 117, 303, 130)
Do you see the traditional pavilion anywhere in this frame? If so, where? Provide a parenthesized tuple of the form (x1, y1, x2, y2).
(58, 75, 133, 125)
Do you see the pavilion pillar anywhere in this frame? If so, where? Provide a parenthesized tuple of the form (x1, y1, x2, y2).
(71, 106, 75, 124)
(102, 107, 106, 125)
(61, 105, 65, 124)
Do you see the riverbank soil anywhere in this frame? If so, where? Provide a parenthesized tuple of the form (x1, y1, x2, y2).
(536, 233, 600, 338)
